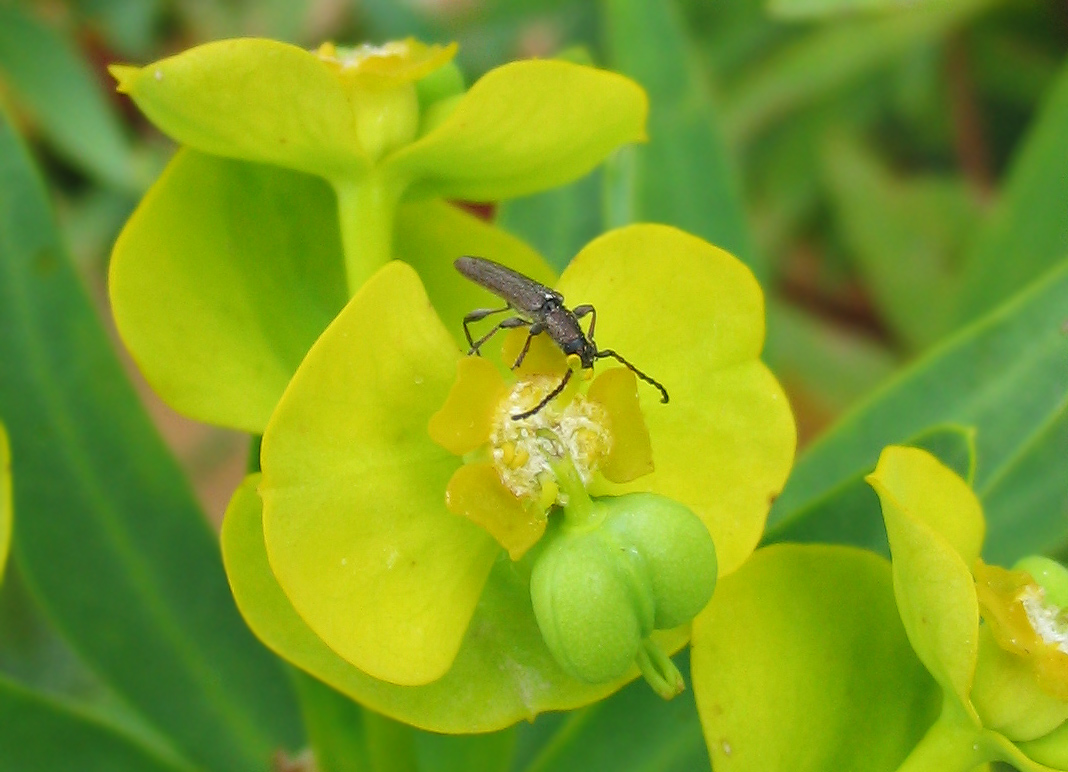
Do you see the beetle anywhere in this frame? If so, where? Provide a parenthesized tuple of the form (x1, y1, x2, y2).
(455, 255, 669, 420)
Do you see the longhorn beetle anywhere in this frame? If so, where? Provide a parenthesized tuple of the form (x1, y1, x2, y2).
(455, 256, 669, 420)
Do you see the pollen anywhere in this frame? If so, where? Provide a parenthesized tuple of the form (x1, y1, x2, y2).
(489, 376, 612, 503)
(1021, 585, 1068, 654)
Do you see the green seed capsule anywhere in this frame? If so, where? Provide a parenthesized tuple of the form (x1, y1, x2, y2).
(530, 492, 717, 686)
(602, 493, 718, 630)
(531, 524, 644, 684)
(1014, 555, 1068, 608)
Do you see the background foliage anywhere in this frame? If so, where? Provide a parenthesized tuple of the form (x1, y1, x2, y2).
(0, 0, 1065, 769)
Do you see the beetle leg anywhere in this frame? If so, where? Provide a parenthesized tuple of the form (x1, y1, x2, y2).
(468, 316, 529, 356)
(511, 322, 546, 370)
(573, 304, 596, 342)
(596, 349, 670, 404)
(512, 368, 573, 420)
(462, 306, 511, 350)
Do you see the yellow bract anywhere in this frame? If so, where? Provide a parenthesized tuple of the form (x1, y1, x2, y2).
(428, 333, 655, 560)
(316, 39, 457, 84)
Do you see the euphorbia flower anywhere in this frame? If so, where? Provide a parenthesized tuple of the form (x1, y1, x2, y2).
(220, 224, 795, 731)
(108, 38, 647, 433)
(868, 445, 1068, 771)
(689, 446, 1068, 772)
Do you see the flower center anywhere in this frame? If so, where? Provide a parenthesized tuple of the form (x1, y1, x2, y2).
(489, 376, 612, 504)
(317, 40, 414, 70)
(1021, 585, 1068, 654)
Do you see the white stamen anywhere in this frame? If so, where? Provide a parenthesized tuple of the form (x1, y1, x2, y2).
(489, 376, 611, 503)
(1021, 585, 1068, 654)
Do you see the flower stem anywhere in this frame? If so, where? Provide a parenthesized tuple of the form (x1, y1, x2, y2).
(635, 638, 685, 700)
(333, 173, 405, 297)
(895, 702, 991, 772)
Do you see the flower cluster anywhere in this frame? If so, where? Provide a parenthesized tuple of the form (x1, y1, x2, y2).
(112, 37, 796, 731)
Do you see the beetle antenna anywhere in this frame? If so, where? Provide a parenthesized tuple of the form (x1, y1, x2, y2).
(512, 368, 573, 420)
(595, 349, 669, 404)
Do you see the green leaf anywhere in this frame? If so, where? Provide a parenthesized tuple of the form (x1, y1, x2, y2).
(767, 261, 1068, 563)
(768, 424, 977, 552)
(763, 299, 899, 416)
(768, 0, 941, 19)
(823, 135, 981, 350)
(288, 671, 371, 772)
(0, 674, 194, 772)
(955, 60, 1068, 327)
(515, 653, 710, 772)
(0, 110, 302, 771)
(724, 0, 993, 143)
(980, 410, 1068, 566)
(392, 59, 648, 201)
(416, 728, 516, 772)
(691, 544, 939, 772)
(290, 667, 518, 772)
(0, 424, 8, 585)
(0, 5, 137, 189)
(602, 0, 761, 276)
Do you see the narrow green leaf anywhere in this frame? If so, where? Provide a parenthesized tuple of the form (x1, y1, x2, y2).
(602, 0, 761, 277)
(768, 0, 940, 20)
(725, 0, 993, 143)
(70, 0, 165, 59)
(289, 663, 517, 772)
(768, 424, 977, 552)
(289, 670, 371, 772)
(823, 135, 981, 351)
(0, 564, 173, 754)
(417, 728, 516, 772)
(0, 674, 194, 772)
(764, 299, 899, 415)
(979, 409, 1068, 566)
(0, 424, 9, 584)
(767, 261, 1068, 562)
(0, 110, 302, 771)
(955, 60, 1068, 327)
(0, 5, 137, 189)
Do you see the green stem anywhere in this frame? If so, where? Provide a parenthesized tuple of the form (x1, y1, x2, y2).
(895, 702, 991, 772)
(363, 710, 419, 772)
(286, 668, 368, 772)
(635, 638, 685, 700)
(334, 173, 405, 297)
(543, 435, 598, 529)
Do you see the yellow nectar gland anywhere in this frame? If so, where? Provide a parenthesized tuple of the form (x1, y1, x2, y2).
(490, 376, 612, 505)
(1022, 585, 1068, 654)
(317, 40, 412, 70)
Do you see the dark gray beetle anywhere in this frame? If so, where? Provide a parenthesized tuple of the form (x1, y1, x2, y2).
(455, 256, 669, 420)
